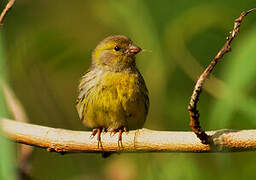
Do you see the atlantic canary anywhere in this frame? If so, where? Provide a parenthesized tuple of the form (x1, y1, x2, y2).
(76, 35, 149, 148)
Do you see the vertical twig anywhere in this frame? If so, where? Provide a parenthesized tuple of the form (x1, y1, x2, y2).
(0, 0, 15, 26)
(188, 8, 256, 144)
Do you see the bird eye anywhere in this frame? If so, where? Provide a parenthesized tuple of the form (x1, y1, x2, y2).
(114, 46, 120, 51)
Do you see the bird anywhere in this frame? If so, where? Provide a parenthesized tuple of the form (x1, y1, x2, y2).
(76, 35, 149, 155)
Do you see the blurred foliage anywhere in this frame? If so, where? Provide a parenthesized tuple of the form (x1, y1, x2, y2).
(209, 27, 256, 129)
(0, 35, 15, 180)
(0, 0, 256, 179)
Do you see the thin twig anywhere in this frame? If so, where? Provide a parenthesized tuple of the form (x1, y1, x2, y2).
(2, 118, 256, 153)
(188, 8, 256, 144)
(0, 0, 15, 26)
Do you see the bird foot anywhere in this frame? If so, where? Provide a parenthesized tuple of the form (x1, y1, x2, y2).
(110, 127, 128, 149)
(90, 128, 106, 148)
(91, 127, 127, 149)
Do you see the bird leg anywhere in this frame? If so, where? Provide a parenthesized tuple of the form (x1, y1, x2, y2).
(91, 127, 128, 149)
(110, 127, 128, 149)
(90, 128, 103, 148)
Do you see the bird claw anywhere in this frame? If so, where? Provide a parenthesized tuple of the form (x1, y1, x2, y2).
(90, 129, 98, 138)
(91, 127, 128, 149)
(90, 128, 103, 148)
(111, 127, 127, 149)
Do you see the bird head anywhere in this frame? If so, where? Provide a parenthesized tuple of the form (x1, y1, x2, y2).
(92, 35, 141, 71)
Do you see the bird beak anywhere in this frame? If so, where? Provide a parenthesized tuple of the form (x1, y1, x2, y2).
(127, 45, 141, 55)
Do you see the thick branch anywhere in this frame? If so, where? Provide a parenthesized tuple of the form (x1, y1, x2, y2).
(188, 8, 256, 144)
(1, 118, 256, 153)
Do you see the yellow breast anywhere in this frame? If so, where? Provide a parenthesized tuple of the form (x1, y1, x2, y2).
(76, 69, 149, 130)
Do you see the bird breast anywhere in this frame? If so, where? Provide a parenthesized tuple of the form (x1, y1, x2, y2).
(76, 67, 149, 130)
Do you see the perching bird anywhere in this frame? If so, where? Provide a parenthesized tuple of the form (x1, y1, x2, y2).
(76, 35, 149, 154)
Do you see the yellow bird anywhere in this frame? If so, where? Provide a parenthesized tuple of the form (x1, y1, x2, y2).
(76, 35, 149, 148)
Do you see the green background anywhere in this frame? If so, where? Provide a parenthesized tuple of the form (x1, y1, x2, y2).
(1, 0, 256, 179)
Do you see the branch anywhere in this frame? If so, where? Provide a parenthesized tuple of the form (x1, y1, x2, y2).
(0, 0, 15, 26)
(188, 8, 256, 144)
(2, 118, 256, 153)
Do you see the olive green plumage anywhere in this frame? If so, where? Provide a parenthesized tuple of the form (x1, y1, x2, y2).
(76, 35, 149, 133)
